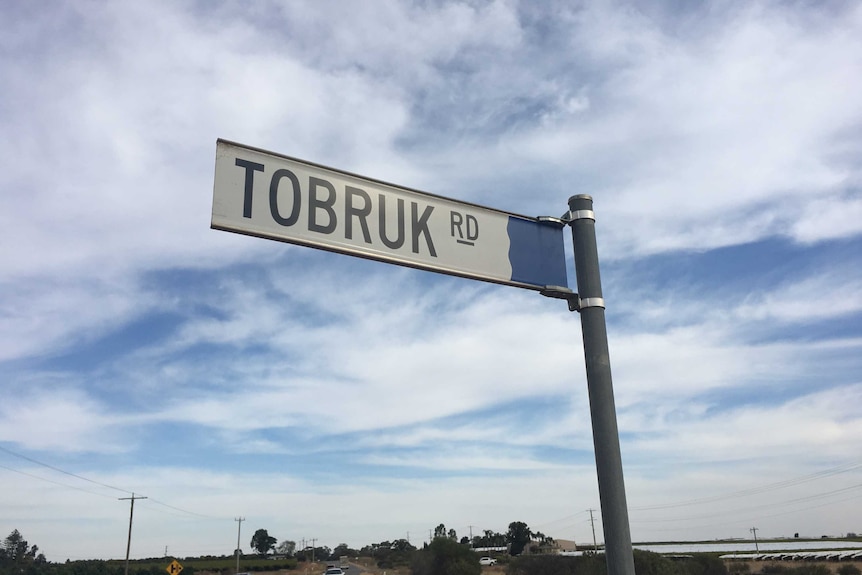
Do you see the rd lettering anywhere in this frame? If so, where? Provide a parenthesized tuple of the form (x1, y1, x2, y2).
(450, 211, 478, 246)
(235, 158, 437, 257)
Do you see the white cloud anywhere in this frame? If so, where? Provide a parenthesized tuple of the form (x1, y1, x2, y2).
(0, 387, 128, 452)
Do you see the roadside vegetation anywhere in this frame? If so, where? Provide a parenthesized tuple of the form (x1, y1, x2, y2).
(3, 528, 860, 575)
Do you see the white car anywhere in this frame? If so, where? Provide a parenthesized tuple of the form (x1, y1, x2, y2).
(479, 557, 497, 566)
(324, 568, 345, 575)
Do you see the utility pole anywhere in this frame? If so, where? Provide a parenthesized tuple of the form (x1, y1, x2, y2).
(310, 539, 317, 564)
(235, 517, 245, 574)
(588, 509, 599, 551)
(119, 493, 147, 575)
(469, 526, 473, 548)
(750, 527, 759, 552)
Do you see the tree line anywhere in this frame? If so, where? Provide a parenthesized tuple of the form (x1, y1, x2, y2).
(2, 521, 541, 575)
(13, 526, 861, 575)
(247, 521, 549, 562)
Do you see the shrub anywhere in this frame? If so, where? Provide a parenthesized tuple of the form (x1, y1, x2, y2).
(410, 538, 479, 575)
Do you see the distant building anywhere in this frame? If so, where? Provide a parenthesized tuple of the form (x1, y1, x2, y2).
(554, 540, 579, 553)
(522, 539, 577, 555)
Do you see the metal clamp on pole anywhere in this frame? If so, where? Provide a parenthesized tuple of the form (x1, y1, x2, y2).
(578, 297, 605, 310)
(540, 286, 580, 312)
(537, 215, 568, 227)
(561, 209, 596, 223)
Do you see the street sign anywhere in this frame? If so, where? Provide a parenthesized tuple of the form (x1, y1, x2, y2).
(166, 561, 183, 575)
(211, 139, 568, 291)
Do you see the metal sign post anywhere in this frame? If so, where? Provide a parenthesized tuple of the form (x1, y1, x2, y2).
(566, 194, 635, 575)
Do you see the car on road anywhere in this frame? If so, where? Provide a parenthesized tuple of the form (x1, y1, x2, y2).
(324, 568, 345, 575)
(479, 557, 497, 566)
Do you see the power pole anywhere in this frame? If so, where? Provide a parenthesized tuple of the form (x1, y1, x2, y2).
(310, 539, 317, 564)
(469, 526, 473, 548)
(119, 493, 147, 575)
(235, 517, 245, 574)
(750, 527, 759, 552)
(588, 509, 598, 551)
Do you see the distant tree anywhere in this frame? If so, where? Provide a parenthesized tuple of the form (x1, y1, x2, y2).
(333, 543, 355, 558)
(411, 536, 480, 575)
(434, 524, 447, 539)
(448, 528, 458, 541)
(474, 529, 507, 548)
(369, 540, 416, 569)
(250, 529, 277, 556)
(1, 529, 44, 565)
(275, 540, 296, 556)
(506, 522, 532, 556)
(391, 539, 416, 553)
(460, 537, 470, 545)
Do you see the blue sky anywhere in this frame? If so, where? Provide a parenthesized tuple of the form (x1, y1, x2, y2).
(2, 0, 862, 563)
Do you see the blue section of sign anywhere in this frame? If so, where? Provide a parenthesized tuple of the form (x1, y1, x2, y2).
(506, 217, 568, 288)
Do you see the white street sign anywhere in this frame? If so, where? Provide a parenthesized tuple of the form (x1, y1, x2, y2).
(211, 139, 567, 290)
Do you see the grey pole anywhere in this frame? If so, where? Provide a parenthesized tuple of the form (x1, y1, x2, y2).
(235, 517, 244, 574)
(119, 493, 147, 575)
(567, 194, 635, 575)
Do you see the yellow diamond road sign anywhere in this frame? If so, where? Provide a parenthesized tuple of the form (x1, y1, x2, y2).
(166, 561, 183, 575)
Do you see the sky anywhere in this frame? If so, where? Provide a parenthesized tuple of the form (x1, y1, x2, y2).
(2, 0, 862, 563)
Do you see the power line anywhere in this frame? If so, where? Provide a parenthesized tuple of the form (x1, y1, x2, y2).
(0, 462, 119, 499)
(633, 461, 862, 511)
(0, 444, 131, 494)
(630, 482, 862, 525)
(147, 497, 232, 520)
(0, 444, 231, 521)
(529, 461, 862, 539)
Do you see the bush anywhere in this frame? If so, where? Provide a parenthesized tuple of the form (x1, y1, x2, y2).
(681, 554, 727, 575)
(410, 538, 479, 575)
(759, 565, 790, 575)
(506, 552, 726, 575)
(507, 555, 586, 575)
(785, 566, 831, 575)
